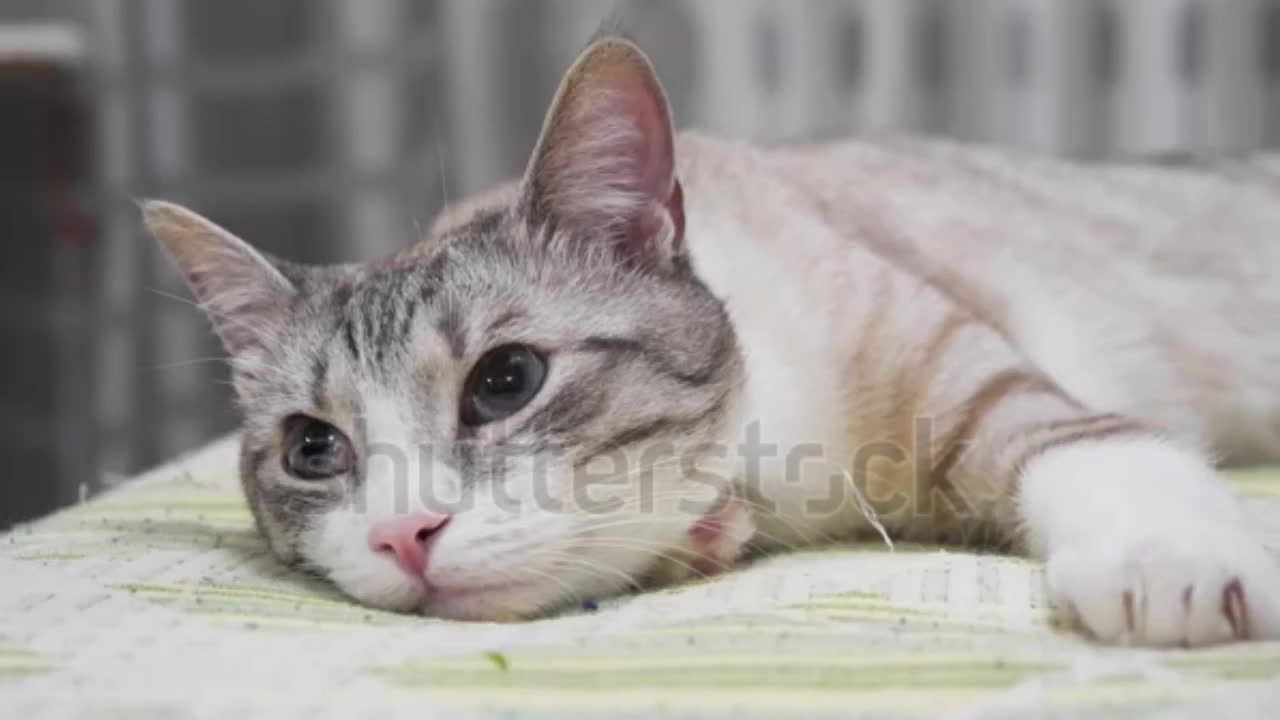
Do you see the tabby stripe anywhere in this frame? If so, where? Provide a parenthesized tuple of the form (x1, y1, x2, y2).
(437, 304, 466, 359)
(578, 333, 729, 388)
(899, 312, 976, 414)
(327, 282, 359, 364)
(247, 447, 270, 480)
(576, 417, 694, 468)
(1030, 412, 1134, 436)
(922, 313, 975, 363)
(1009, 414, 1156, 474)
(932, 369, 1065, 481)
(511, 366, 613, 438)
(848, 266, 894, 381)
(397, 293, 419, 349)
(309, 354, 329, 410)
(488, 309, 522, 335)
(370, 280, 398, 366)
(342, 316, 360, 361)
(575, 389, 729, 468)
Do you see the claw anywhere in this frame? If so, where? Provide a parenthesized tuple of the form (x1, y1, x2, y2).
(1222, 578, 1250, 640)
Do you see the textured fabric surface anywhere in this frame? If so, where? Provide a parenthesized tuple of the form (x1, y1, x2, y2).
(3, 437, 1280, 719)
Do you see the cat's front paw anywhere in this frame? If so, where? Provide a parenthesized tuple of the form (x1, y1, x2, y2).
(1046, 532, 1280, 646)
(1021, 437, 1280, 646)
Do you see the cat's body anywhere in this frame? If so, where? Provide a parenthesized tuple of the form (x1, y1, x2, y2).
(687, 133, 1280, 463)
(433, 132, 1280, 547)
(147, 38, 1280, 646)
(775, 138, 1280, 465)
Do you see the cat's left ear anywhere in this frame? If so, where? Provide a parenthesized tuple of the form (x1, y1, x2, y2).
(518, 37, 684, 268)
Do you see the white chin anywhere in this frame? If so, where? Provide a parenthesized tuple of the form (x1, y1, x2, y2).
(342, 581, 425, 614)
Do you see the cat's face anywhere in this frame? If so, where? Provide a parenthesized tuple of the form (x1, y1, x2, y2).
(147, 39, 750, 619)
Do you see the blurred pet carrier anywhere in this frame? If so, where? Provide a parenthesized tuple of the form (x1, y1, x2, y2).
(0, 20, 91, 527)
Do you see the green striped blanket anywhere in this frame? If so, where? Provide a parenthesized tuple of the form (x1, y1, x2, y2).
(3, 437, 1279, 719)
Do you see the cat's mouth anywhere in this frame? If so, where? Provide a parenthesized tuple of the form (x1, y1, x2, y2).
(412, 490, 754, 621)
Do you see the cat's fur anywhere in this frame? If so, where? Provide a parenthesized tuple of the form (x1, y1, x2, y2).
(146, 38, 1280, 645)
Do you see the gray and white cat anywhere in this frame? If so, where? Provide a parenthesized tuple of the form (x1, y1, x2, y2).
(147, 37, 1280, 646)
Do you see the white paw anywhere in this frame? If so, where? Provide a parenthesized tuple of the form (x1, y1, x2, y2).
(1046, 531, 1280, 647)
(1021, 437, 1280, 647)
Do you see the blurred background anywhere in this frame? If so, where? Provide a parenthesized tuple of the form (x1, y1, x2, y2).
(1, 0, 1278, 528)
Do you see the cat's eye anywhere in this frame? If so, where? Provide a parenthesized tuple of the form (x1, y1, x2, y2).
(461, 344, 548, 426)
(282, 415, 355, 480)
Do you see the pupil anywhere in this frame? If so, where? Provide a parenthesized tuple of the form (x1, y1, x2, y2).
(460, 344, 546, 426)
(302, 433, 332, 455)
(282, 416, 353, 480)
(485, 357, 525, 395)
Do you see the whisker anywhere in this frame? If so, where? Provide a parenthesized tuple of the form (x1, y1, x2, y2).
(146, 356, 233, 371)
(557, 539, 706, 579)
(526, 550, 640, 593)
(835, 464, 894, 550)
(146, 286, 292, 349)
(568, 510, 809, 555)
(511, 563, 586, 609)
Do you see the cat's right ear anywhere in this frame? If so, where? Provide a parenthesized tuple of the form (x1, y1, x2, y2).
(143, 200, 295, 356)
(517, 37, 683, 269)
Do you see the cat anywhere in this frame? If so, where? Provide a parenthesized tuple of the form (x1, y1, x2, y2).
(145, 36, 1280, 646)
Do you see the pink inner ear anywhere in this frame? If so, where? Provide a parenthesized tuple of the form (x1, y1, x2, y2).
(543, 82, 675, 225)
(144, 201, 295, 357)
(523, 42, 684, 262)
(615, 73, 676, 199)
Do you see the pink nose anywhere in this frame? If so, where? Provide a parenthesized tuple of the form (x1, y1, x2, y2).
(367, 512, 450, 578)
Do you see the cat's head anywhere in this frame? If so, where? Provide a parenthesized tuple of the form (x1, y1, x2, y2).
(145, 38, 751, 619)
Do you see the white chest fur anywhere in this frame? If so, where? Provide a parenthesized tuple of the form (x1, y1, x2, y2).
(684, 184, 876, 547)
